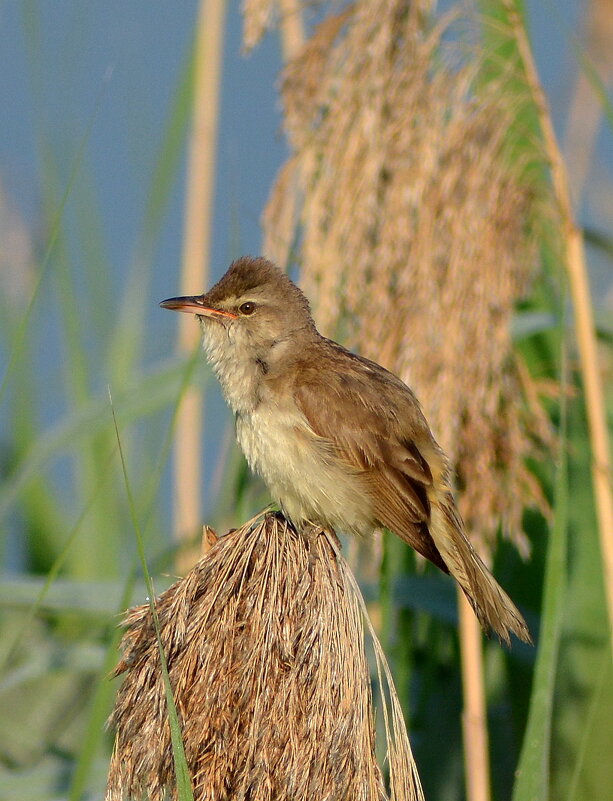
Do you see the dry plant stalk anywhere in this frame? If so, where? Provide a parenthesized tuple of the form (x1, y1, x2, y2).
(458, 592, 490, 801)
(503, 0, 613, 651)
(243, 0, 304, 56)
(263, 0, 553, 558)
(106, 513, 424, 801)
(174, 0, 227, 567)
(278, 0, 305, 61)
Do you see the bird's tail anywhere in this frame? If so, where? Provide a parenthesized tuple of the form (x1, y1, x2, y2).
(429, 496, 532, 645)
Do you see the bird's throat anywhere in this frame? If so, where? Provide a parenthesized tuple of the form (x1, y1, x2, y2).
(199, 322, 264, 415)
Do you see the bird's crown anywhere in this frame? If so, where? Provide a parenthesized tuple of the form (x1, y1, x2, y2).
(204, 256, 312, 319)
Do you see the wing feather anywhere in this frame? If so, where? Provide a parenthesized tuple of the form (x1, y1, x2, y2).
(293, 364, 448, 570)
(290, 343, 531, 643)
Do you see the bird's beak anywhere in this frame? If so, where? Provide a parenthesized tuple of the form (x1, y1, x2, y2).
(159, 295, 237, 319)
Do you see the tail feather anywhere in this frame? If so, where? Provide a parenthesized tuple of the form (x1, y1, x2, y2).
(429, 497, 532, 645)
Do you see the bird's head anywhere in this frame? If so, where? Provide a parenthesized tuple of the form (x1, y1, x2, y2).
(160, 257, 317, 365)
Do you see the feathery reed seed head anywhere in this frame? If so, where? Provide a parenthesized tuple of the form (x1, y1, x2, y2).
(260, 0, 553, 556)
(106, 513, 423, 801)
(242, 0, 277, 51)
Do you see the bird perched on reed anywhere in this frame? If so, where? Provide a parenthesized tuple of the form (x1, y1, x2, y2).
(161, 256, 530, 644)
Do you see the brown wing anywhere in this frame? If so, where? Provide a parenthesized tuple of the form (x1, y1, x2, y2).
(292, 342, 531, 644)
(293, 348, 449, 572)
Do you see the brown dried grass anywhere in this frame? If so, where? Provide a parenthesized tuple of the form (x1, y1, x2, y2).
(106, 512, 424, 801)
(261, 0, 554, 556)
(242, 0, 277, 51)
(242, 0, 305, 53)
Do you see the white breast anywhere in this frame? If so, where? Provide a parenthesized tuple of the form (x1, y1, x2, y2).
(200, 321, 374, 536)
(236, 394, 373, 536)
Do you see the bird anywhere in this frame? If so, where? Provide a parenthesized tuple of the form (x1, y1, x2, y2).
(160, 256, 531, 644)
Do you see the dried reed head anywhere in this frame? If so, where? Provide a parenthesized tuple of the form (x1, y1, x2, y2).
(260, 0, 553, 556)
(242, 0, 277, 51)
(106, 513, 423, 801)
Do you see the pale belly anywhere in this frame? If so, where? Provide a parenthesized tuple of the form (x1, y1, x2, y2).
(235, 404, 374, 536)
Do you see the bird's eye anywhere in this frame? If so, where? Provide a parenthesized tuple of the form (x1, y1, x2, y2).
(239, 301, 256, 316)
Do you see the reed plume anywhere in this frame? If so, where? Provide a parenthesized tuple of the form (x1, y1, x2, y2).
(106, 513, 424, 801)
(261, 0, 553, 556)
(242, 0, 277, 50)
(255, 9, 555, 797)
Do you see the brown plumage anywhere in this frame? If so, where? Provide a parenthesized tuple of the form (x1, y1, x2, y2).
(160, 256, 531, 644)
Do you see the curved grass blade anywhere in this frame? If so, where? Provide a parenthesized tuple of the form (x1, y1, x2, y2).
(0, 447, 117, 673)
(0, 70, 112, 405)
(67, 344, 200, 801)
(110, 394, 194, 801)
(512, 315, 569, 801)
(0, 356, 200, 523)
(567, 651, 611, 801)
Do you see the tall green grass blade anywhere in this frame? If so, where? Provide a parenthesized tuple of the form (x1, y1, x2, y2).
(0, 4, 94, 564)
(110, 396, 194, 801)
(566, 652, 611, 801)
(106, 43, 195, 390)
(66, 345, 200, 800)
(0, 447, 116, 673)
(512, 322, 568, 801)
(0, 356, 199, 523)
(37, 142, 123, 579)
(0, 71, 111, 406)
(550, 386, 613, 799)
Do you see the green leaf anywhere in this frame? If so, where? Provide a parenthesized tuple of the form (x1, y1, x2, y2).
(0, 576, 171, 619)
(111, 398, 194, 801)
(0, 67, 110, 407)
(512, 316, 568, 801)
(106, 41, 195, 390)
(0, 356, 202, 523)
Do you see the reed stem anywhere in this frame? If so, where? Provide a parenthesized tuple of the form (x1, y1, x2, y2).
(175, 0, 227, 568)
(504, 0, 613, 654)
(279, 0, 305, 59)
(458, 588, 491, 801)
